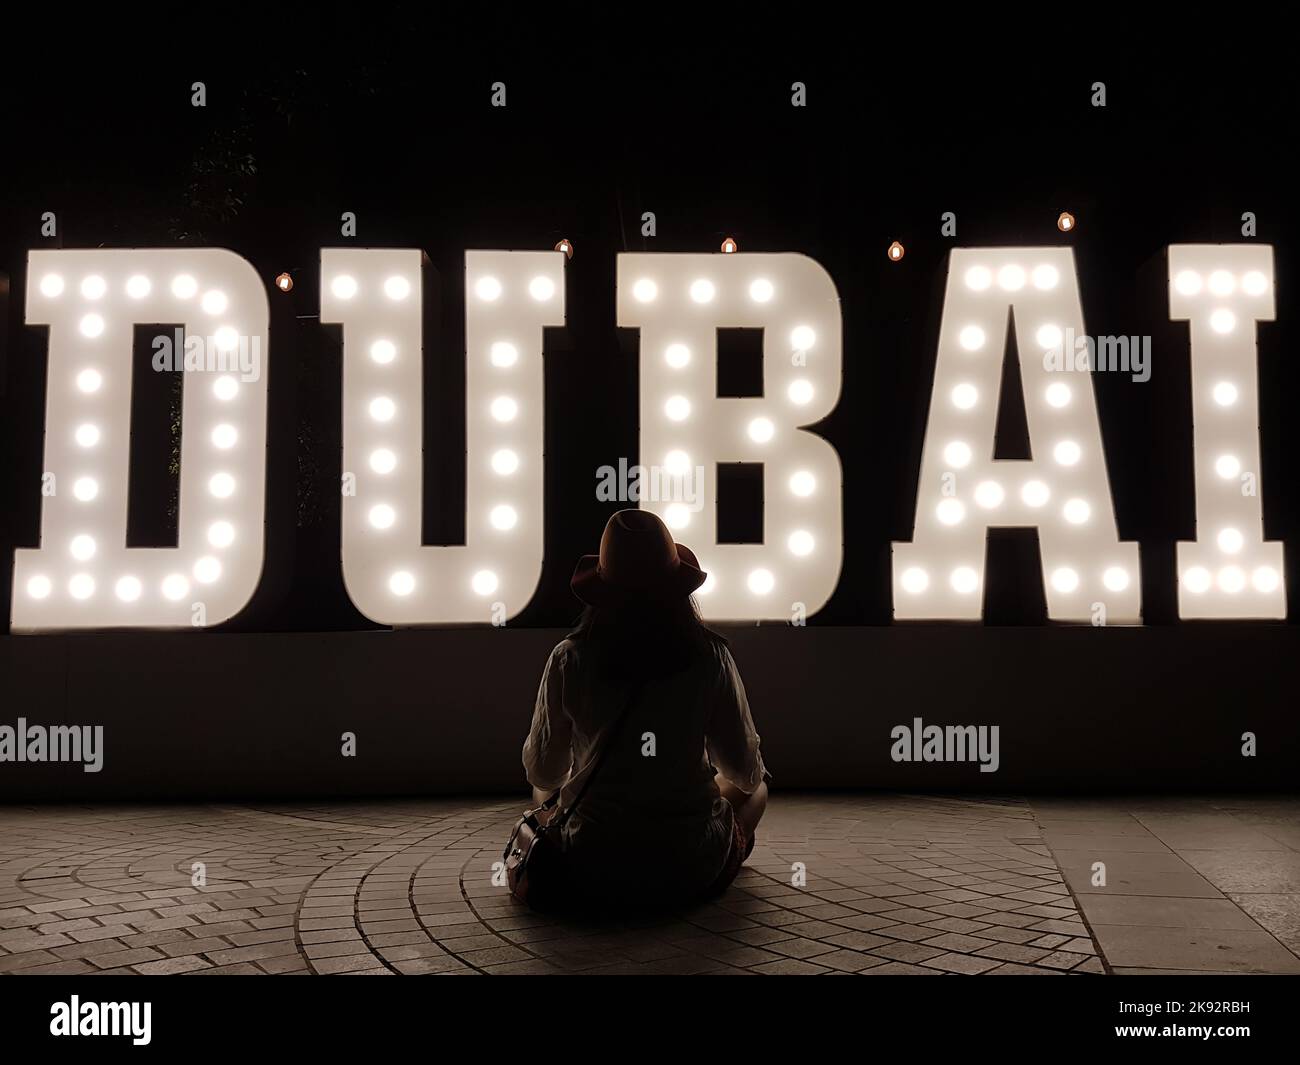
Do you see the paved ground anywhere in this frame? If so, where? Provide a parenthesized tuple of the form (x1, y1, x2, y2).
(1, 793, 1297, 975)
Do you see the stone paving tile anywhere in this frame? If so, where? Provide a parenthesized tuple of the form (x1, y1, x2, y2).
(1, 794, 1295, 975)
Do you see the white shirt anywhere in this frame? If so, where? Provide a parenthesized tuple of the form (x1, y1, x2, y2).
(522, 636, 768, 902)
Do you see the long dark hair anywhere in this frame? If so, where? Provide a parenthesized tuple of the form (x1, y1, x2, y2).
(568, 595, 727, 685)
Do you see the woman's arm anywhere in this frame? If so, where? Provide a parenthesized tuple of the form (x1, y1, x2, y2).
(705, 645, 769, 794)
(521, 643, 574, 793)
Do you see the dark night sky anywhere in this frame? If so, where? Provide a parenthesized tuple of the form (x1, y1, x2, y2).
(1, 18, 1296, 632)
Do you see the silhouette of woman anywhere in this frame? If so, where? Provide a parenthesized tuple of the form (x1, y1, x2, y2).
(522, 509, 770, 908)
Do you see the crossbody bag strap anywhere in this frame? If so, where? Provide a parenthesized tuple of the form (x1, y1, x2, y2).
(552, 681, 644, 832)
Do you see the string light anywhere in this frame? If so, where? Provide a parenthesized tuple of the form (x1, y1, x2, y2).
(888, 241, 905, 262)
(1057, 211, 1076, 233)
(720, 237, 738, 254)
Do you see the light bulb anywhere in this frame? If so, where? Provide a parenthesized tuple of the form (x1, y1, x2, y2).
(664, 503, 691, 530)
(162, 574, 190, 601)
(788, 530, 814, 556)
(1217, 527, 1244, 554)
(950, 567, 979, 594)
(1063, 498, 1091, 524)
(974, 481, 1003, 508)
(900, 567, 928, 594)
(942, 441, 972, 468)
(664, 450, 692, 477)
(1053, 440, 1081, 466)
(936, 499, 965, 525)
(1022, 481, 1050, 507)
(997, 264, 1025, 291)
(1212, 381, 1238, 407)
(1215, 454, 1241, 479)
(1051, 567, 1079, 593)
(789, 471, 815, 497)
(1045, 382, 1072, 408)
(690, 279, 715, 304)
(951, 383, 978, 409)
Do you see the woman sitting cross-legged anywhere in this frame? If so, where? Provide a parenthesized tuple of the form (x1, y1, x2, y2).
(520, 509, 770, 910)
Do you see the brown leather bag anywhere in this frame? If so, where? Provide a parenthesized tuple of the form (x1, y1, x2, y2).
(503, 684, 642, 910)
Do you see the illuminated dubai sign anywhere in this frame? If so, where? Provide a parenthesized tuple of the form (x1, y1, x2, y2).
(10, 244, 1284, 632)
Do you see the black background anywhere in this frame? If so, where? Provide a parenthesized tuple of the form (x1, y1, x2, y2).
(2, 14, 1299, 797)
(1, 17, 1295, 634)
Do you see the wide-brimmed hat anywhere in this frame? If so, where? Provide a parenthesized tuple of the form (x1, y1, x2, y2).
(571, 509, 707, 606)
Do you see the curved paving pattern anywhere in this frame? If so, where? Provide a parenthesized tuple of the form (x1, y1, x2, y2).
(1, 794, 1111, 974)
